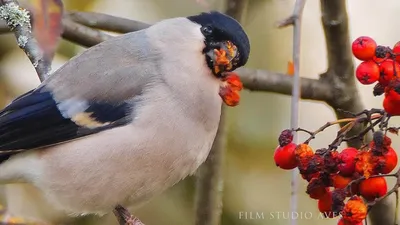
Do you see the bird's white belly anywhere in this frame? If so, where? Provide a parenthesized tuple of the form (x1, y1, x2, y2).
(27, 114, 218, 215)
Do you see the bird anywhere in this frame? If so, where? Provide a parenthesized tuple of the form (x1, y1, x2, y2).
(0, 11, 250, 218)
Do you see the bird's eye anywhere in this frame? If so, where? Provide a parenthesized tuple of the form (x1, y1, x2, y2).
(201, 26, 213, 36)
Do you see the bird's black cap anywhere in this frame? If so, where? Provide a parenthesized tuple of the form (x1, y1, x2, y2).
(187, 11, 250, 68)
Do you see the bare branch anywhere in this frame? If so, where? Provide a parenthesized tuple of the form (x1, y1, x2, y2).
(66, 11, 150, 34)
(276, 1, 307, 225)
(0, 0, 49, 81)
(319, 0, 393, 224)
(194, 111, 226, 225)
(61, 19, 112, 47)
(237, 68, 331, 101)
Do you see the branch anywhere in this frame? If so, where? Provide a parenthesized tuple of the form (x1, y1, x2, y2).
(276, 2, 307, 225)
(0, 0, 48, 81)
(194, 110, 226, 225)
(61, 18, 112, 47)
(1, 12, 339, 103)
(66, 11, 150, 33)
(237, 67, 331, 101)
(319, 1, 393, 224)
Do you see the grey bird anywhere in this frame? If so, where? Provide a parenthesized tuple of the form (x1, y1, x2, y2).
(0, 11, 250, 217)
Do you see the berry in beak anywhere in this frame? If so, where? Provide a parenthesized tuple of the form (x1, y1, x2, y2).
(206, 41, 239, 77)
(219, 72, 243, 107)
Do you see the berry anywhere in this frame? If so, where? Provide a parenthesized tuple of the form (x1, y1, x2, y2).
(352, 36, 377, 61)
(318, 191, 336, 218)
(355, 150, 377, 178)
(341, 196, 367, 224)
(379, 60, 400, 86)
(393, 41, 400, 63)
(355, 61, 380, 85)
(373, 82, 385, 96)
(359, 177, 387, 201)
(383, 90, 400, 115)
(307, 177, 328, 199)
(380, 147, 398, 174)
(295, 143, 314, 159)
(331, 174, 359, 196)
(337, 148, 358, 176)
(273, 142, 297, 170)
(278, 129, 293, 147)
(332, 174, 352, 189)
(375, 45, 390, 59)
(373, 55, 388, 64)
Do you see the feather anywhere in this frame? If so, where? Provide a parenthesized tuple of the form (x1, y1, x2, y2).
(0, 87, 132, 162)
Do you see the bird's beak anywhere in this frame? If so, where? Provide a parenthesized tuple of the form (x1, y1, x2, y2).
(219, 72, 243, 107)
(206, 40, 239, 77)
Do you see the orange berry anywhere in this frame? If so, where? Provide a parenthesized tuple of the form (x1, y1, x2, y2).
(341, 196, 367, 224)
(332, 174, 359, 196)
(338, 147, 358, 176)
(352, 36, 377, 61)
(273, 142, 297, 170)
(295, 143, 314, 160)
(356, 61, 380, 85)
(355, 150, 377, 178)
(359, 177, 387, 201)
(379, 60, 400, 86)
(332, 174, 352, 189)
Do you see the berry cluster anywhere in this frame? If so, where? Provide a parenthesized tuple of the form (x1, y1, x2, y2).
(352, 36, 400, 115)
(274, 113, 399, 225)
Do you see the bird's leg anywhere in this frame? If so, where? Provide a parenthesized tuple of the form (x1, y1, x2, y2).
(113, 205, 145, 225)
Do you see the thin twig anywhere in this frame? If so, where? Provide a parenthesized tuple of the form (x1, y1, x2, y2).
(0, 0, 48, 81)
(277, 1, 307, 225)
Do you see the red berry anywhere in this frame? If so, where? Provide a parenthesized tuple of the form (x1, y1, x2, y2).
(393, 41, 400, 63)
(352, 36, 377, 61)
(384, 90, 400, 115)
(318, 191, 336, 218)
(332, 174, 359, 196)
(273, 142, 297, 170)
(373, 56, 388, 64)
(355, 61, 380, 85)
(380, 147, 398, 174)
(359, 177, 387, 201)
(379, 60, 400, 86)
(337, 147, 358, 176)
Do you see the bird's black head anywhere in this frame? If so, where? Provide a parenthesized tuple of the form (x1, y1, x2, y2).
(187, 11, 250, 78)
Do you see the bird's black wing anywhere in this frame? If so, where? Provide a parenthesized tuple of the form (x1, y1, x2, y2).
(0, 87, 133, 162)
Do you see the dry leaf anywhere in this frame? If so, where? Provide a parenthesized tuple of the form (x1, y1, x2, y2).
(287, 61, 294, 75)
(30, 0, 63, 61)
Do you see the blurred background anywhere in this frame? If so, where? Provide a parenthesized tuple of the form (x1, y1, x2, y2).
(1, 0, 400, 224)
